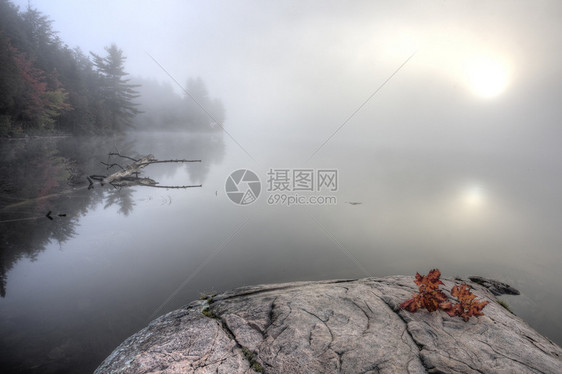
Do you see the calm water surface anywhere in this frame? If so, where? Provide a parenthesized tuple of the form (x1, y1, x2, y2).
(0, 132, 561, 373)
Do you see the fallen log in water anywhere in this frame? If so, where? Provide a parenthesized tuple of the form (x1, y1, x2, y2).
(102, 154, 157, 185)
(88, 153, 202, 189)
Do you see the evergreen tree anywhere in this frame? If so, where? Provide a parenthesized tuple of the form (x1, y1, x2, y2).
(90, 44, 140, 132)
(20, 5, 60, 66)
(183, 77, 225, 131)
(56, 47, 98, 134)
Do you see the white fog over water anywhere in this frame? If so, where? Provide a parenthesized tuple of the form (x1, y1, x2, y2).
(2, 1, 562, 372)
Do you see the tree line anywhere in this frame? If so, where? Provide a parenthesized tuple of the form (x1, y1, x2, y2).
(132, 76, 225, 133)
(0, 0, 141, 136)
(0, 0, 226, 136)
(0, 0, 139, 136)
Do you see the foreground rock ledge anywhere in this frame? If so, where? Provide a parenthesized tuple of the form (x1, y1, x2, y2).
(95, 276, 562, 373)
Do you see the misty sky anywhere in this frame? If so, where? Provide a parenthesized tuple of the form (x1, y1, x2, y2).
(13, 0, 562, 162)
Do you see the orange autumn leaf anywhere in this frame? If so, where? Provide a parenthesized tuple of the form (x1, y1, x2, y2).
(401, 270, 489, 321)
(415, 268, 444, 291)
(400, 269, 447, 313)
(446, 284, 490, 322)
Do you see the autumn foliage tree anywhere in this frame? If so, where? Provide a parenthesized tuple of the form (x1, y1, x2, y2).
(401, 269, 489, 321)
(2, 38, 70, 131)
(9, 41, 47, 125)
(0, 0, 140, 136)
(0, 1, 73, 134)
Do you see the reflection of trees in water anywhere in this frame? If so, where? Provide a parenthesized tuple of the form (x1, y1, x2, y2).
(0, 136, 131, 297)
(104, 188, 135, 216)
(184, 134, 225, 184)
(129, 132, 225, 184)
(0, 132, 224, 297)
(1, 139, 74, 297)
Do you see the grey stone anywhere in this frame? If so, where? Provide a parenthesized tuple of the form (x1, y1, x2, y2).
(95, 277, 562, 374)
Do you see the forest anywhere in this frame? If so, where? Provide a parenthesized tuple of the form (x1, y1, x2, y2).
(0, 0, 224, 136)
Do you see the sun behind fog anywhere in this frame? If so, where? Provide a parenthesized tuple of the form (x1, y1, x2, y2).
(463, 185, 485, 208)
(464, 56, 510, 98)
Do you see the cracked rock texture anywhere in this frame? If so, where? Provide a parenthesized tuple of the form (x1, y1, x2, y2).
(95, 276, 562, 373)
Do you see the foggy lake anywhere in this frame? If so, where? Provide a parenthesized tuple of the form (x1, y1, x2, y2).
(1, 0, 562, 373)
(1, 129, 561, 372)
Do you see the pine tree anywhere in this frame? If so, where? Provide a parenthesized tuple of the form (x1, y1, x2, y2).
(90, 44, 140, 132)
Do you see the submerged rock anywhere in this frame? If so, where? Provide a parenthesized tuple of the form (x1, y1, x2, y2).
(468, 275, 521, 296)
(95, 276, 562, 373)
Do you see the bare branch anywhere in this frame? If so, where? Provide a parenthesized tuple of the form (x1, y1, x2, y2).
(148, 184, 202, 189)
(100, 161, 125, 171)
(108, 152, 139, 162)
(89, 154, 202, 189)
(144, 159, 201, 164)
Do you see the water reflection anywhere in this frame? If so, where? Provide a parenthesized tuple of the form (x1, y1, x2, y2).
(130, 132, 225, 184)
(103, 188, 136, 216)
(0, 132, 225, 300)
(1, 133, 561, 373)
(0, 132, 225, 373)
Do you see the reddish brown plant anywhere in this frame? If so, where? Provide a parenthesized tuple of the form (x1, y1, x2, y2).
(401, 269, 489, 322)
(440, 284, 490, 322)
(400, 269, 448, 313)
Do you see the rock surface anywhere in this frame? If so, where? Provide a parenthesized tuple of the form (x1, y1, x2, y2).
(95, 276, 562, 373)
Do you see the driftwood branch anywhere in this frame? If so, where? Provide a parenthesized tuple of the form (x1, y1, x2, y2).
(103, 154, 156, 185)
(100, 161, 125, 171)
(88, 154, 202, 189)
(144, 184, 202, 189)
(108, 152, 201, 165)
(140, 159, 202, 164)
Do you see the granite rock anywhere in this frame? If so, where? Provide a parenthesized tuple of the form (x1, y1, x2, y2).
(95, 276, 561, 374)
